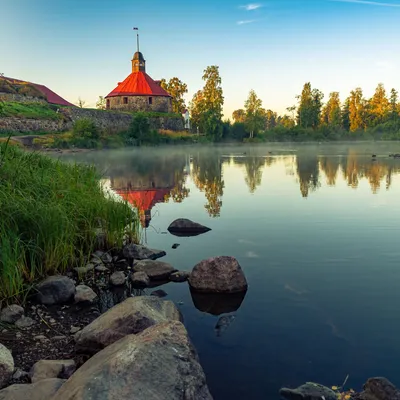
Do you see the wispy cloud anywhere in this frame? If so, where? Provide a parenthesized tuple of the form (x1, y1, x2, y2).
(237, 19, 256, 25)
(376, 60, 395, 70)
(240, 3, 262, 11)
(330, 0, 400, 7)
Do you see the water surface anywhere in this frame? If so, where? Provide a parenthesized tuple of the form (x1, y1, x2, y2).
(63, 143, 400, 399)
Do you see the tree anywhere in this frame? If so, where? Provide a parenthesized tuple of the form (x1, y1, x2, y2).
(232, 109, 246, 123)
(76, 97, 86, 108)
(321, 92, 341, 127)
(96, 96, 106, 110)
(264, 109, 278, 130)
(244, 89, 264, 138)
(296, 83, 324, 129)
(369, 83, 389, 126)
(189, 65, 224, 140)
(277, 115, 295, 128)
(160, 77, 188, 114)
(389, 88, 398, 121)
(349, 88, 366, 132)
(342, 97, 351, 131)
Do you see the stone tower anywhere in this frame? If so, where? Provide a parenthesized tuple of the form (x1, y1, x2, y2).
(132, 51, 146, 73)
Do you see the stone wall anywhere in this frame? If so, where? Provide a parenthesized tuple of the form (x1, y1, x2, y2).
(107, 95, 172, 113)
(0, 107, 184, 133)
(0, 92, 47, 104)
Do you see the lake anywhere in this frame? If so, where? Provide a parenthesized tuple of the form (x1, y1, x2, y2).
(62, 143, 400, 399)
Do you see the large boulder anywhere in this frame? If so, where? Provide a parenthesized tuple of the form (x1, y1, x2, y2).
(279, 382, 337, 400)
(122, 244, 166, 261)
(0, 305, 24, 324)
(167, 218, 211, 237)
(133, 260, 176, 280)
(0, 378, 65, 400)
(358, 377, 400, 400)
(189, 256, 248, 293)
(54, 321, 213, 400)
(74, 296, 182, 354)
(0, 344, 13, 389)
(36, 276, 75, 305)
(29, 360, 76, 383)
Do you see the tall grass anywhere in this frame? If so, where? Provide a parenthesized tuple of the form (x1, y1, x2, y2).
(0, 142, 139, 304)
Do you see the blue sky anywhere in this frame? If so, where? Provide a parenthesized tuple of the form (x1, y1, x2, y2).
(1, 0, 400, 117)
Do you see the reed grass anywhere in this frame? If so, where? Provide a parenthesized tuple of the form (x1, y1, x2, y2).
(0, 141, 139, 304)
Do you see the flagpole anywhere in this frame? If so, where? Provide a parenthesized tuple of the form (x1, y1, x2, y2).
(133, 27, 140, 53)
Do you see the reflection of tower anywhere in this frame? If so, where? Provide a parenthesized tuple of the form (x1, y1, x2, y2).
(183, 154, 191, 175)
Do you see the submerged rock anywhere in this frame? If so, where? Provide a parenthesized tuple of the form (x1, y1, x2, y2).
(170, 270, 191, 282)
(36, 276, 75, 305)
(74, 296, 182, 354)
(189, 256, 248, 293)
(167, 218, 211, 237)
(55, 322, 213, 400)
(215, 315, 236, 337)
(133, 260, 176, 281)
(279, 382, 337, 400)
(0, 378, 65, 400)
(0, 305, 24, 324)
(0, 344, 13, 389)
(74, 285, 97, 303)
(358, 377, 400, 400)
(150, 289, 168, 298)
(122, 244, 166, 261)
(29, 360, 76, 383)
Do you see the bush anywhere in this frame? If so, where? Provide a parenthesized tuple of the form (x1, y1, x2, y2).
(72, 118, 100, 140)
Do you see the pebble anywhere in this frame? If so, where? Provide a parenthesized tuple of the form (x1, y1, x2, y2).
(49, 318, 56, 324)
(95, 265, 109, 272)
(51, 335, 67, 341)
(34, 335, 48, 341)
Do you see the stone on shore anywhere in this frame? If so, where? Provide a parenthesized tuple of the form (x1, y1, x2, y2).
(73, 264, 95, 275)
(170, 270, 190, 282)
(189, 256, 248, 293)
(0, 345, 13, 389)
(279, 382, 337, 400)
(0, 305, 24, 324)
(358, 377, 400, 400)
(74, 285, 97, 303)
(36, 276, 75, 305)
(29, 360, 76, 383)
(122, 243, 166, 261)
(15, 316, 35, 329)
(0, 378, 65, 400)
(74, 296, 182, 354)
(109, 271, 126, 286)
(133, 260, 176, 280)
(55, 322, 213, 400)
(130, 271, 150, 287)
(167, 218, 211, 237)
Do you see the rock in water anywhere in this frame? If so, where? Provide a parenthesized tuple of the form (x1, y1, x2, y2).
(122, 244, 166, 261)
(215, 315, 235, 337)
(167, 218, 211, 237)
(0, 344, 13, 389)
(170, 271, 191, 282)
(74, 296, 182, 354)
(130, 271, 150, 287)
(0, 378, 65, 400)
(150, 289, 168, 298)
(74, 285, 97, 303)
(358, 377, 400, 400)
(189, 256, 248, 293)
(29, 360, 76, 383)
(55, 322, 213, 400)
(133, 260, 176, 280)
(36, 276, 75, 305)
(280, 382, 337, 400)
(0, 305, 24, 324)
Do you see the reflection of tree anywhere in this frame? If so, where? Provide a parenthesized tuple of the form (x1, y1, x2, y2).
(164, 170, 190, 203)
(243, 156, 265, 193)
(296, 154, 320, 198)
(342, 151, 360, 189)
(319, 156, 341, 186)
(191, 152, 224, 217)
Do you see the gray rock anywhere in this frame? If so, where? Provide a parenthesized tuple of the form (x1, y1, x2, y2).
(133, 260, 176, 281)
(0, 305, 24, 324)
(73, 264, 95, 275)
(170, 270, 190, 282)
(0, 378, 65, 400)
(15, 316, 35, 329)
(51, 336, 67, 341)
(168, 218, 211, 237)
(74, 285, 97, 303)
(109, 271, 126, 286)
(0, 344, 13, 388)
(34, 335, 48, 341)
(95, 265, 109, 273)
(100, 253, 112, 264)
(130, 271, 150, 287)
(55, 322, 212, 400)
(70, 326, 81, 334)
(12, 369, 28, 380)
(280, 382, 337, 400)
(30, 360, 76, 383)
(358, 377, 400, 400)
(189, 256, 248, 293)
(122, 244, 166, 261)
(74, 296, 182, 354)
(36, 276, 76, 305)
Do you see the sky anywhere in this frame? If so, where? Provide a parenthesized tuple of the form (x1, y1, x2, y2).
(1, 0, 400, 117)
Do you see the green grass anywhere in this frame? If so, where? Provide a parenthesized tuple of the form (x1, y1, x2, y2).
(0, 101, 62, 120)
(0, 140, 139, 304)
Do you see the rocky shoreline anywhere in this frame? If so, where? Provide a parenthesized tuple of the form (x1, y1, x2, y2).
(0, 219, 398, 399)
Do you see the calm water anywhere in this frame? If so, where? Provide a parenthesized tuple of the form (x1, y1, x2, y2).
(63, 143, 400, 399)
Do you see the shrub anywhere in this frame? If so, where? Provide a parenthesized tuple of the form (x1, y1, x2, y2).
(72, 118, 100, 140)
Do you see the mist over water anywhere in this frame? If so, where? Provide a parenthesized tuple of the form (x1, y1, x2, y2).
(61, 143, 400, 399)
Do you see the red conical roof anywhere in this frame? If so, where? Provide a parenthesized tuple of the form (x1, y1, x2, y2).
(106, 71, 171, 98)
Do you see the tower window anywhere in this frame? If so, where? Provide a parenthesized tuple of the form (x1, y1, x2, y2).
(149, 97, 153, 105)
(123, 97, 128, 104)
